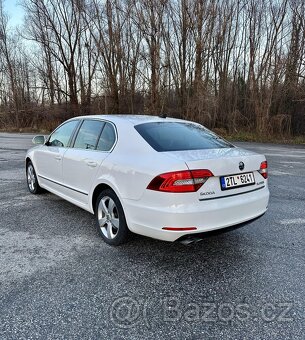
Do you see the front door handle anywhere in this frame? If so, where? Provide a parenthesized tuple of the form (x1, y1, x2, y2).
(55, 155, 62, 161)
(86, 160, 97, 167)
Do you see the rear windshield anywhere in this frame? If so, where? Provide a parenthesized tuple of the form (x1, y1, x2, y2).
(134, 122, 233, 152)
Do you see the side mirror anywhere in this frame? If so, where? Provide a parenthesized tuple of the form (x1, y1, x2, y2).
(32, 135, 46, 145)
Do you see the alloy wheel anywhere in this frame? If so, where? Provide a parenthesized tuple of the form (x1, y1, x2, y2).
(97, 196, 120, 239)
(27, 164, 36, 192)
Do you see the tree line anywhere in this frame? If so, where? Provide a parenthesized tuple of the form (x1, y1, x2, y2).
(0, 0, 304, 135)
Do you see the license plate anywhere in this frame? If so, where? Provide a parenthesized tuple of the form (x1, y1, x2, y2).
(220, 172, 255, 190)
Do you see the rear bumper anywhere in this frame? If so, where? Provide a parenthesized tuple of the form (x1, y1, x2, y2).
(123, 186, 270, 242)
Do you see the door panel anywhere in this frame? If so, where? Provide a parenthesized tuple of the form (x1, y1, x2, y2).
(34, 145, 67, 188)
(34, 119, 80, 191)
(62, 119, 110, 205)
(62, 149, 108, 204)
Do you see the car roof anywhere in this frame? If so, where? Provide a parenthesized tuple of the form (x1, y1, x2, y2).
(71, 114, 187, 126)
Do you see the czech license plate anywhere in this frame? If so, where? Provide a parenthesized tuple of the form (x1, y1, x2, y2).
(220, 172, 255, 190)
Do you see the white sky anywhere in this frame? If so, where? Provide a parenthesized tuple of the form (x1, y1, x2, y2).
(3, 0, 24, 27)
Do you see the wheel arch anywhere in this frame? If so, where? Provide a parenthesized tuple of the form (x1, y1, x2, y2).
(25, 156, 32, 168)
(91, 182, 121, 213)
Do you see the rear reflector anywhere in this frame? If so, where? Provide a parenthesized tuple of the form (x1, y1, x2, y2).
(147, 169, 213, 193)
(259, 161, 268, 179)
(162, 227, 197, 231)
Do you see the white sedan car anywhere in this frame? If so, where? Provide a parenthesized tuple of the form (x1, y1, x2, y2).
(26, 115, 269, 245)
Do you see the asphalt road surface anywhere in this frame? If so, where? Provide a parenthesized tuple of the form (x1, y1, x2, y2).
(0, 133, 304, 339)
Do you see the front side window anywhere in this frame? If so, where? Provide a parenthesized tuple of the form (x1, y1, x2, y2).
(48, 120, 79, 147)
(74, 120, 105, 150)
(96, 123, 116, 151)
(134, 122, 233, 152)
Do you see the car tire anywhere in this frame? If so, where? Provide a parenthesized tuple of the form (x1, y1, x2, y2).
(95, 189, 129, 245)
(26, 161, 42, 194)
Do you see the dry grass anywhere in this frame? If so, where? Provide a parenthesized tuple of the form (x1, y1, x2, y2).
(214, 129, 305, 145)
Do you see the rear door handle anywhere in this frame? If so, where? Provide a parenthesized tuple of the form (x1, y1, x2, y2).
(86, 160, 97, 168)
(55, 155, 62, 161)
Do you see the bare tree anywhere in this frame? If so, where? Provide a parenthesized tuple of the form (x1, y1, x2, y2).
(0, 0, 304, 135)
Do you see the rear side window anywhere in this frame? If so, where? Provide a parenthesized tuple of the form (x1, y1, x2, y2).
(74, 120, 105, 150)
(134, 122, 233, 152)
(48, 120, 79, 147)
(96, 123, 116, 151)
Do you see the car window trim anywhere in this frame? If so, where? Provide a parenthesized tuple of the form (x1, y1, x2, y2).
(96, 122, 117, 152)
(94, 119, 117, 152)
(71, 118, 117, 153)
(94, 122, 106, 150)
(46, 119, 81, 148)
(71, 119, 105, 150)
(70, 119, 84, 148)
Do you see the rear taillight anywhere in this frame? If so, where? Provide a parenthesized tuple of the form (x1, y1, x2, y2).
(147, 169, 213, 193)
(259, 161, 268, 179)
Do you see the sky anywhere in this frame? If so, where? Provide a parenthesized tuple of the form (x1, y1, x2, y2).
(3, 0, 24, 27)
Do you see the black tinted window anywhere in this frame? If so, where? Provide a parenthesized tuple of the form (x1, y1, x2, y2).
(97, 123, 116, 151)
(134, 122, 233, 152)
(48, 120, 79, 147)
(74, 120, 105, 150)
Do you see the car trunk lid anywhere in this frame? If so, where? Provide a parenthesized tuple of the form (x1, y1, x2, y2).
(164, 147, 266, 199)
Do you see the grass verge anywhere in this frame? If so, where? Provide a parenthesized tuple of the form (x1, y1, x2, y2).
(213, 129, 305, 145)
